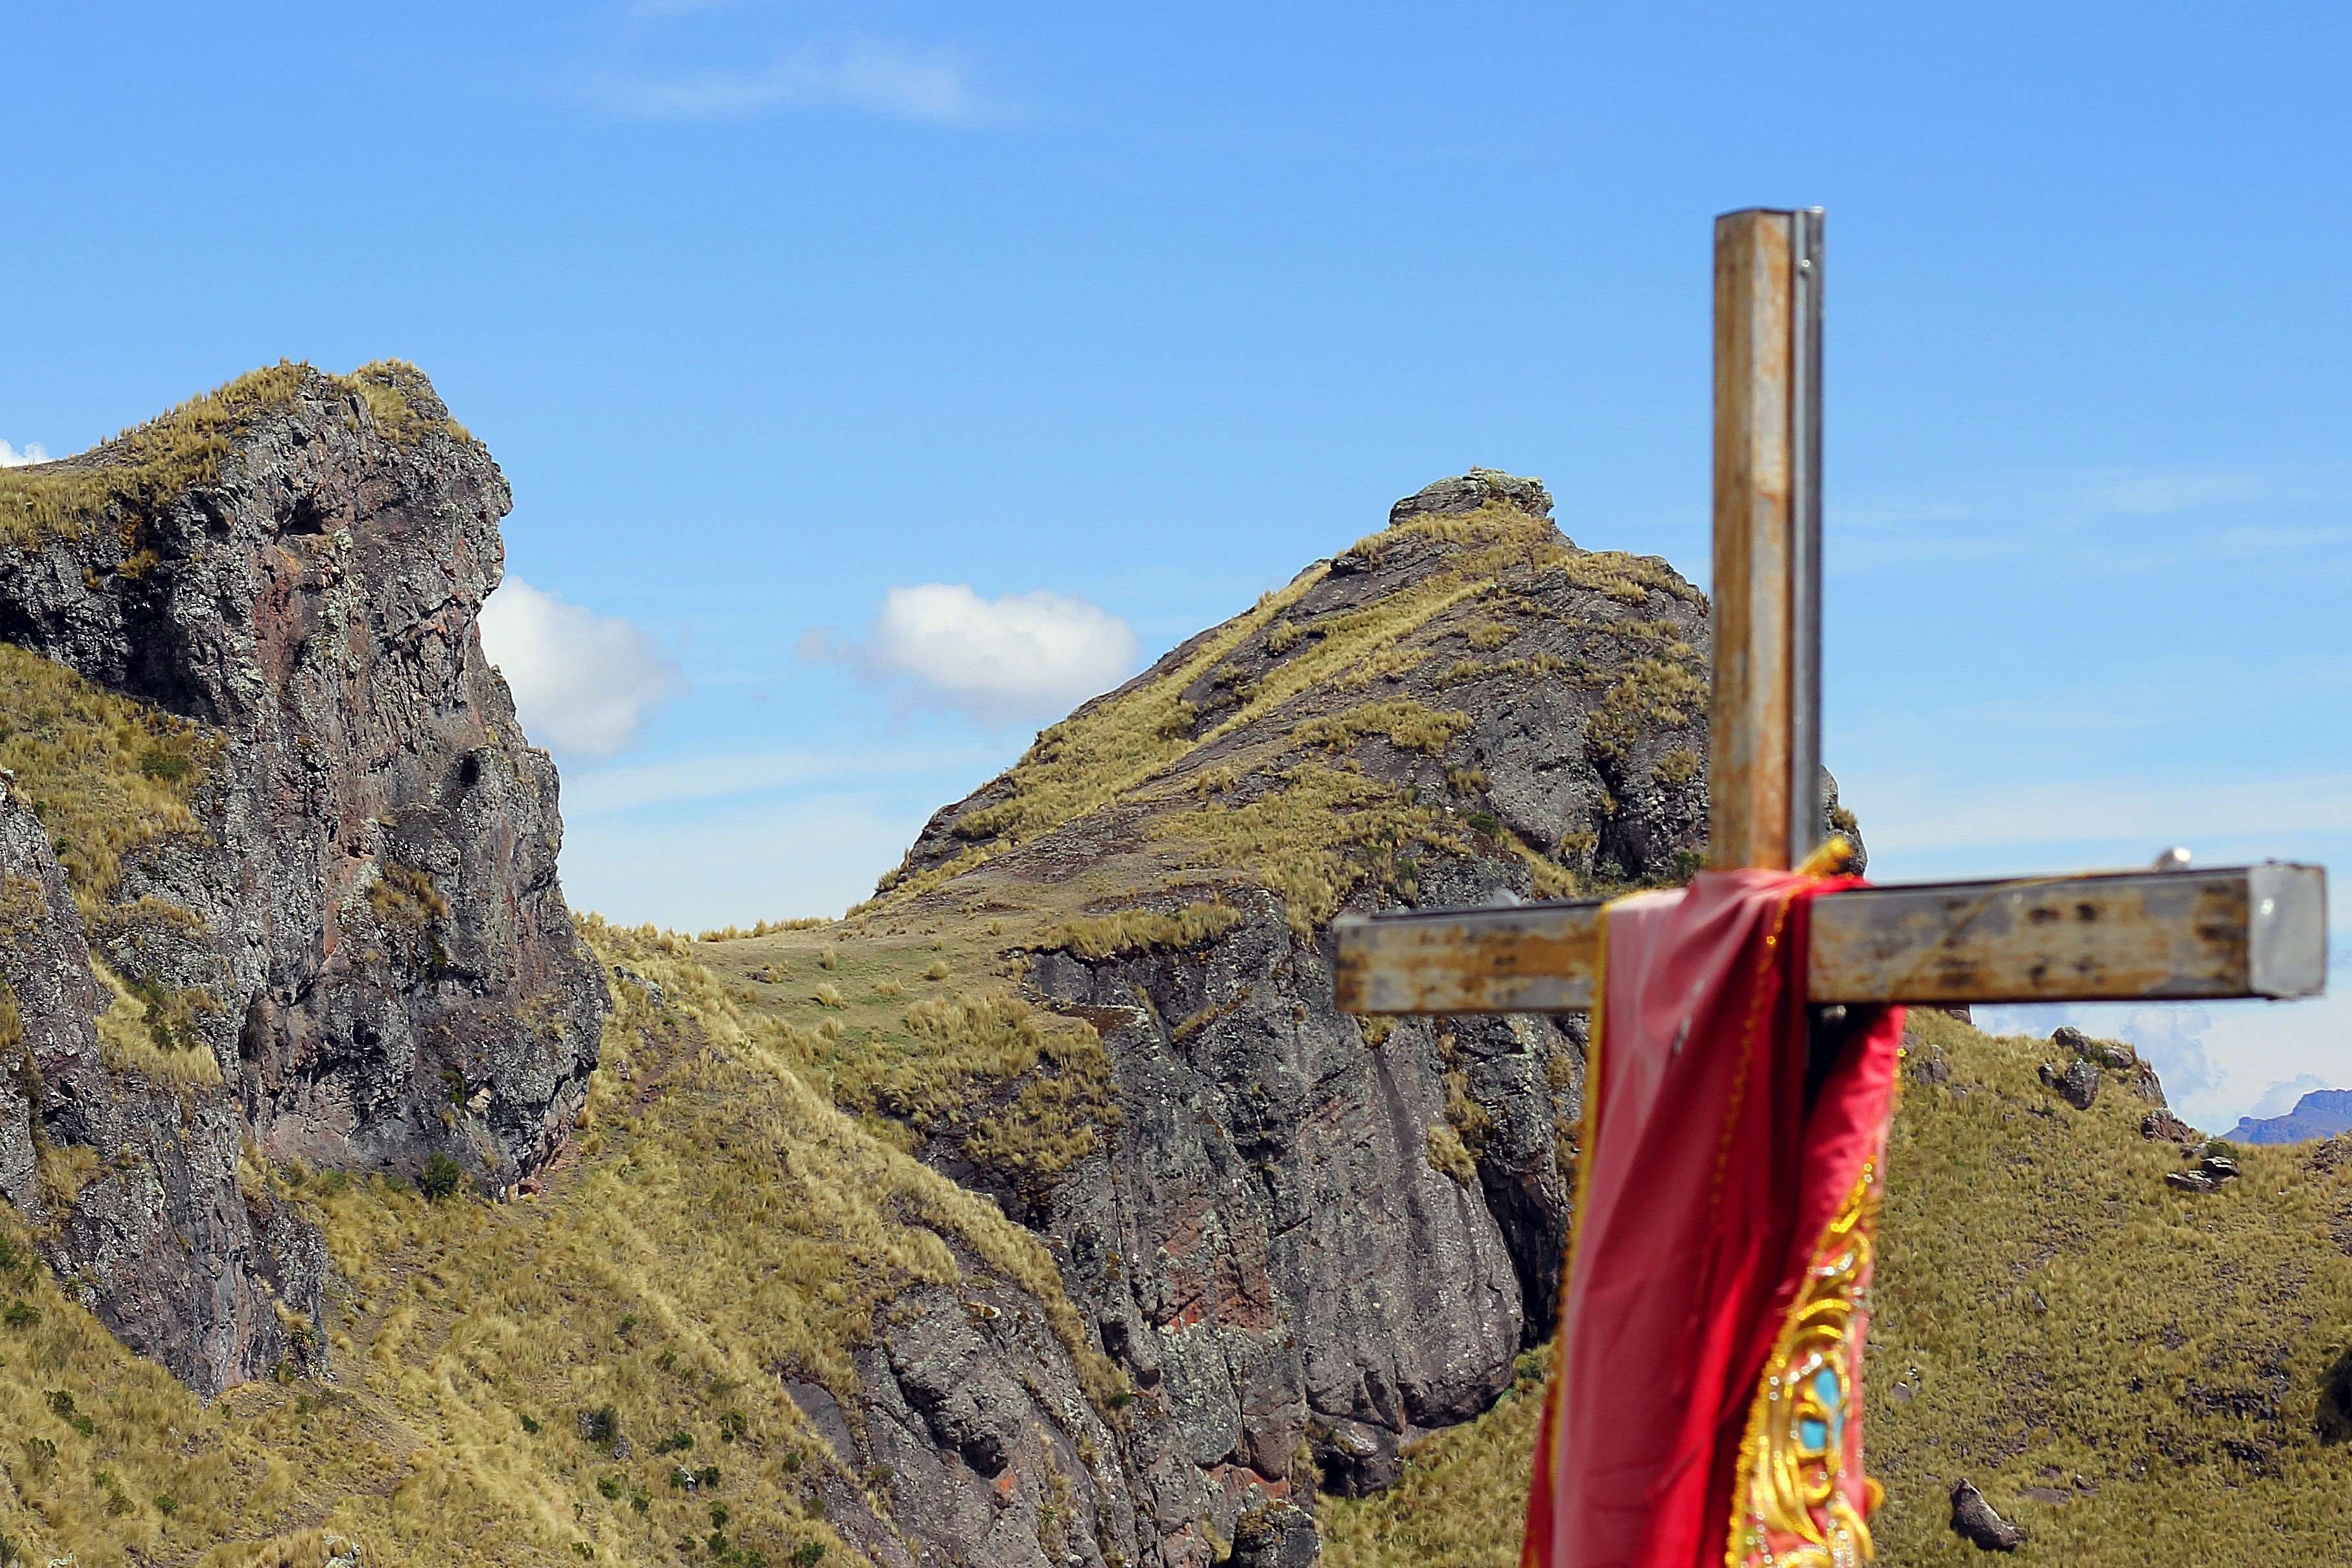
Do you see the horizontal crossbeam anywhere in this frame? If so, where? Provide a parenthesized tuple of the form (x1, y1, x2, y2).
(1332, 863, 2329, 1015)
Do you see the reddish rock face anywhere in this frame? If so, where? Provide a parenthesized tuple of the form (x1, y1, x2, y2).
(0, 364, 605, 1391)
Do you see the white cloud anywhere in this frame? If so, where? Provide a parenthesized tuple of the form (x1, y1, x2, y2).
(562, 743, 1004, 819)
(806, 583, 1138, 725)
(0, 440, 51, 467)
(590, 41, 986, 124)
(478, 578, 683, 758)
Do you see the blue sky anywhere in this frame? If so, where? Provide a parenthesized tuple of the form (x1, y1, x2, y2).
(5, 3, 2345, 1127)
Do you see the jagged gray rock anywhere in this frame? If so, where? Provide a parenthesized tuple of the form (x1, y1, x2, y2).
(1387, 466, 1555, 528)
(2041, 1057, 2101, 1110)
(0, 364, 605, 1390)
(2055, 1024, 2137, 1070)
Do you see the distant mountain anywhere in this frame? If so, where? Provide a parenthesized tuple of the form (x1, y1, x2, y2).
(2229, 1088, 2352, 1144)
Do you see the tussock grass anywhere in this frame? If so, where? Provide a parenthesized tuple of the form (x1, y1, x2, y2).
(1046, 901, 1244, 959)
(828, 989, 1116, 1191)
(0, 362, 454, 549)
(0, 643, 218, 909)
(1318, 1349, 1548, 1568)
(696, 918, 830, 942)
(1582, 653, 1708, 759)
(699, 923, 1124, 1204)
(871, 576, 1324, 904)
(1424, 1121, 1479, 1186)
(1324, 1013, 2352, 1567)
(1155, 765, 1472, 935)
(0, 917, 1122, 1565)
(367, 864, 447, 930)
(1554, 550, 1700, 607)
(89, 955, 222, 1086)
(1654, 746, 1702, 788)
(870, 504, 1608, 909)
(1295, 699, 1470, 756)
(0, 1215, 303, 1567)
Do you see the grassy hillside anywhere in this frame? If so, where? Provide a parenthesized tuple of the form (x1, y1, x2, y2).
(1322, 1011, 2352, 1568)
(0, 920, 1114, 1567)
(3, 469, 2342, 1567)
(865, 491, 1702, 935)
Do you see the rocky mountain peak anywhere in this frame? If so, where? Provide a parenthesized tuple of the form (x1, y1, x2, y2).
(0, 362, 605, 1391)
(775, 472, 1796, 1562)
(1386, 466, 1554, 528)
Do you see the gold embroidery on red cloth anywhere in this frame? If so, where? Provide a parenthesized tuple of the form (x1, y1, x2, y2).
(1726, 1162, 1882, 1568)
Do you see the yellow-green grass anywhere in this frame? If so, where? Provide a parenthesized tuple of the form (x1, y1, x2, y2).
(89, 955, 223, 1086)
(830, 503, 1703, 963)
(0, 361, 463, 550)
(1315, 1349, 1549, 1568)
(696, 917, 832, 942)
(0, 917, 1120, 1567)
(695, 920, 1120, 1197)
(0, 643, 218, 911)
(1324, 1013, 2352, 1568)
(867, 502, 1660, 911)
(1044, 900, 1245, 960)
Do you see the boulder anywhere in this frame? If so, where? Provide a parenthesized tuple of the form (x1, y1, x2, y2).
(1230, 1502, 1319, 1568)
(1949, 1479, 2025, 1550)
(2055, 1025, 2138, 1070)
(2040, 1058, 2100, 1111)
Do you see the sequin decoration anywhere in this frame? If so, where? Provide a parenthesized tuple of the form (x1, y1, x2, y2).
(1726, 1163, 1882, 1568)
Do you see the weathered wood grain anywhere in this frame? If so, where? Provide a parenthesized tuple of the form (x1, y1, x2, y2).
(1331, 864, 2328, 1014)
(1710, 209, 1799, 871)
(1333, 900, 1605, 1015)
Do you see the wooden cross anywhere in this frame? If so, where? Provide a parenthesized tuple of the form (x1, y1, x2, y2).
(1335, 208, 2328, 1019)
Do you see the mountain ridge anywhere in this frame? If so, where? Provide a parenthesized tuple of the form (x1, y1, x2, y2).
(2230, 1088, 2352, 1145)
(0, 371, 2344, 1568)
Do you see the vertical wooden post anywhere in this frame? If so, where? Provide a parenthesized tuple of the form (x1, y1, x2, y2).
(1709, 207, 1824, 870)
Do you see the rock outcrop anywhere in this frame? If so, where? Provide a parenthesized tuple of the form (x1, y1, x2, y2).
(0, 363, 604, 1390)
(1949, 1479, 2026, 1551)
(841, 472, 1852, 1565)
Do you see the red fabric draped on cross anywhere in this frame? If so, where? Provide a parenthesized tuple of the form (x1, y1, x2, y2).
(1521, 867, 1904, 1568)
